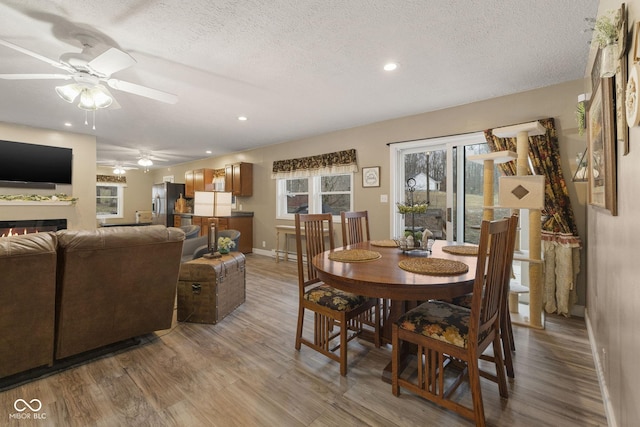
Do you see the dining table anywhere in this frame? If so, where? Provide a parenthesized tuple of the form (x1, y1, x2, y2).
(312, 239, 479, 381)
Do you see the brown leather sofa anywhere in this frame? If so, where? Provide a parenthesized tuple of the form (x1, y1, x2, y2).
(55, 225, 184, 359)
(0, 232, 58, 378)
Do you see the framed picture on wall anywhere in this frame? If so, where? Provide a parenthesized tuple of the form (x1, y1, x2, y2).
(362, 166, 380, 188)
(587, 76, 617, 216)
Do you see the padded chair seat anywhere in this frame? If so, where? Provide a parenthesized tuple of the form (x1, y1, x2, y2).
(397, 300, 489, 349)
(305, 284, 371, 311)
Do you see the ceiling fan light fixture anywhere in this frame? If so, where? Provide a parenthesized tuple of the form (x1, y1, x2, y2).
(55, 83, 82, 103)
(113, 166, 126, 175)
(137, 157, 153, 167)
(78, 86, 113, 111)
(91, 87, 113, 109)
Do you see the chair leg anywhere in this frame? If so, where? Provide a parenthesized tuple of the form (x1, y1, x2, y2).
(295, 305, 304, 350)
(391, 325, 400, 396)
(501, 302, 515, 378)
(493, 333, 509, 399)
(340, 313, 348, 376)
(374, 300, 381, 348)
(467, 356, 486, 427)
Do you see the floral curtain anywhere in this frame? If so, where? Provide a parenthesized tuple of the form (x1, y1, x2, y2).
(97, 174, 126, 184)
(485, 118, 581, 316)
(271, 149, 357, 179)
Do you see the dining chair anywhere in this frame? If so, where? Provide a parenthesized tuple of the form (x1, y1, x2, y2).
(340, 210, 370, 246)
(391, 215, 518, 427)
(340, 210, 387, 341)
(340, 210, 384, 332)
(442, 214, 519, 378)
(295, 213, 380, 376)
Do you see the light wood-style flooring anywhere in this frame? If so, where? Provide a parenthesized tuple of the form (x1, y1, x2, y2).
(0, 254, 607, 426)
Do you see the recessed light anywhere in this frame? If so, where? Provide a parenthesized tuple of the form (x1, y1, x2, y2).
(384, 62, 398, 71)
(206, 150, 212, 154)
(64, 122, 72, 127)
(238, 116, 248, 121)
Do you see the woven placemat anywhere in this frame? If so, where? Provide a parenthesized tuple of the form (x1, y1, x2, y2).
(442, 245, 479, 256)
(370, 239, 399, 248)
(328, 249, 382, 262)
(398, 257, 469, 276)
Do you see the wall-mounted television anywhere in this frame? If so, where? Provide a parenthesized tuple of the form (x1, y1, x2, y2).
(0, 140, 73, 188)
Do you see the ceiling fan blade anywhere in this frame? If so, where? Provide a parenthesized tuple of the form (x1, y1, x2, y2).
(107, 78, 178, 104)
(0, 73, 72, 80)
(0, 38, 73, 72)
(87, 47, 136, 76)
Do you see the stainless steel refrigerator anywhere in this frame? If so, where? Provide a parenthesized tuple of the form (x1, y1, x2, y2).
(152, 182, 185, 226)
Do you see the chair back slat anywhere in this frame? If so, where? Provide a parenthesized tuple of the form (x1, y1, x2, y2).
(295, 213, 334, 292)
(470, 215, 518, 342)
(340, 211, 370, 246)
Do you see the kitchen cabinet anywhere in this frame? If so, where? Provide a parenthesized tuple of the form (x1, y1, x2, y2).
(224, 162, 253, 196)
(184, 168, 215, 198)
(184, 170, 194, 198)
(190, 213, 253, 253)
(219, 215, 253, 254)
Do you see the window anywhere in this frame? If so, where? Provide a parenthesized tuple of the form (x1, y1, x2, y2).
(96, 183, 125, 219)
(277, 174, 353, 219)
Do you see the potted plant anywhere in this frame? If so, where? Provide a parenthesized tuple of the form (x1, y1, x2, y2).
(396, 202, 428, 214)
(593, 9, 620, 78)
(217, 236, 235, 254)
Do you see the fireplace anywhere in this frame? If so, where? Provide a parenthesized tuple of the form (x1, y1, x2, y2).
(0, 219, 67, 237)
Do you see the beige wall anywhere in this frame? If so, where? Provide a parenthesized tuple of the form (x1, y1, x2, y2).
(150, 78, 589, 303)
(0, 122, 97, 230)
(584, 1, 640, 426)
(96, 166, 156, 226)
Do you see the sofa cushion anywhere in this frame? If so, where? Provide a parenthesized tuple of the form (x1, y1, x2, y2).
(54, 225, 184, 359)
(0, 232, 57, 378)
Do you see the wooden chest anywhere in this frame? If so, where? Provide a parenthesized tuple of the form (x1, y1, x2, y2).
(177, 252, 246, 324)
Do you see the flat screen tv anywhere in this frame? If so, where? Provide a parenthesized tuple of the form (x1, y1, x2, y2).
(0, 140, 73, 187)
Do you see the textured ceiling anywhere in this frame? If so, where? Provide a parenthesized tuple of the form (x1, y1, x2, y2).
(0, 0, 599, 169)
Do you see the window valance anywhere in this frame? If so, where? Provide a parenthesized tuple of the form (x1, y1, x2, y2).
(271, 149, 358, 179)
(97, 175, 126, 184)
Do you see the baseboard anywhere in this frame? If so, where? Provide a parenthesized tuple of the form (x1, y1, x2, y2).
(570, 304, 585, 317)
(585, 309, 616, 427)
(251, 248, 274, 257)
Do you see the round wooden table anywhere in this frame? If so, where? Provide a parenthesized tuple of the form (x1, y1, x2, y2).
(312, 240, 477, 301)
(312, 240, 478, 381)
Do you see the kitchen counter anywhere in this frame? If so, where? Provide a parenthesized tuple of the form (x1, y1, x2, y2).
(177, 211, 253, 218)
(175, 212, 253, 253)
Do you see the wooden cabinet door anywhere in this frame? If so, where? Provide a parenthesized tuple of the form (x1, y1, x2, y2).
(227, 216, 253, 253)
(194, 169, 205, 192)
(185, 170, 195, 198)
(224, 164, 233, 193)
(224, 163, 253, 196)
(232, 164, 242, 195)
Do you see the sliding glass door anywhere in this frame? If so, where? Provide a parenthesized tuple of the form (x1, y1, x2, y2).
(390, 132, 509, 243)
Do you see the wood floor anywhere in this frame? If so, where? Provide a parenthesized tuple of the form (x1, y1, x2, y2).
(1, 254, 607, 426)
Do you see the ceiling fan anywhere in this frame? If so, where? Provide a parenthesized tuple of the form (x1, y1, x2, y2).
(0, 35, 178, 111)
(97, 160, 139, 175)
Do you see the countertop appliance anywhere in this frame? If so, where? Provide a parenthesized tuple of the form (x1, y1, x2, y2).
(152, 182, 186, 227)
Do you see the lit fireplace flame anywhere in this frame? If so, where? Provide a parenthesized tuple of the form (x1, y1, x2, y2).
(1, 228, 37, 237)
